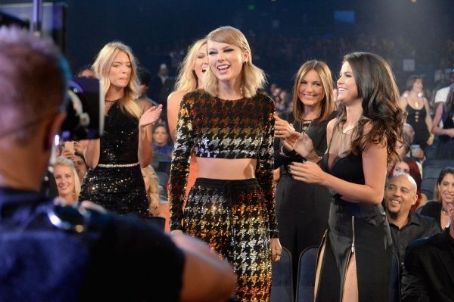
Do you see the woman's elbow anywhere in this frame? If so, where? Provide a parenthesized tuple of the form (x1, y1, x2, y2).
(209, 266, 237, 302)
(140, 156, 151, 168)
(180, 255, 237, 302)
(369, 191, 384, 205)
(85, 158, 98, 169)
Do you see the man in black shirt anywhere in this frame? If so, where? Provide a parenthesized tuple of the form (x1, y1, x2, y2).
(0, 26, 235, 302)
(402, 200, 454, 302)
(384, 173, 440, 269)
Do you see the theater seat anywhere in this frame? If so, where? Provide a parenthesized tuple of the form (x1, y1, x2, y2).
(295, 246, 318, 302)
(271, 246, 293, 302)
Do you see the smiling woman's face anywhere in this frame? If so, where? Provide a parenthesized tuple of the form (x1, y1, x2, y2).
(207, 40, 247, 83)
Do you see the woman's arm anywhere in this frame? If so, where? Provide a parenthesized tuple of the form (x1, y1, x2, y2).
(169, 96, 195, 231)
(138, 105, 163, 168)
(326, 118, 336, 147)
(171, 233, 236, 302)
(431, 102, 444, 135)
(167, 91, 186, 142)
(399, 95, 408, 111)
(138, 126, 153, 168)
(430, 101, 452, 139)
(424, 98, 434, 145)
(257, 102, 279, 237)
(257, 98, 282, 261)
(432, 103, 454, 138)
(84, 139, 100, 169)
(291, 118, 335, 162)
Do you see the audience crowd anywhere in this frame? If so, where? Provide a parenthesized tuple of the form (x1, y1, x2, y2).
(47, 28, 454, 301)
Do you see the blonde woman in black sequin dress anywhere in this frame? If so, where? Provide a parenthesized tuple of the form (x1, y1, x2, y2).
(169, 26, 282, 301)
(80, 42, 162, 217)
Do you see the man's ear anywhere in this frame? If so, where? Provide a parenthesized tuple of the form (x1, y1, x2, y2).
(44, 112, 66, 151)
(410, 193, 418, 206)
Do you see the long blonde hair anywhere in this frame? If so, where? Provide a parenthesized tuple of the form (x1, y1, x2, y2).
(175, 38, 207, 92)
(54, 156, 81, 202)
(92, 41, 142, 119)
(203, 26, 266, 98)
(292, 60, 335, 122)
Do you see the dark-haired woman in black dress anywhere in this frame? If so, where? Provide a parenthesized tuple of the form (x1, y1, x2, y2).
(289, 52, 404, 302)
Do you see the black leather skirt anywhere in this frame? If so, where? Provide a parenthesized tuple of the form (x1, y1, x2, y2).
(315, 197, 398, 302)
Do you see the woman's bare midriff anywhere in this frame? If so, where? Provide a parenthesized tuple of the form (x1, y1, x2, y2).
(196, 157, 256, 180)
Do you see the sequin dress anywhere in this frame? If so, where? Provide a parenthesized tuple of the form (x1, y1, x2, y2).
(169, 89, 276, 301)
(80, 102, 149, 217)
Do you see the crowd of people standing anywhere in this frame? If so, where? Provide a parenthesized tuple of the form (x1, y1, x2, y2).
(35, 23, 454, 302)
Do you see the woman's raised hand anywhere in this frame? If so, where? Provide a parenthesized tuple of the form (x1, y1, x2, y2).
(140, 104, 163, 128)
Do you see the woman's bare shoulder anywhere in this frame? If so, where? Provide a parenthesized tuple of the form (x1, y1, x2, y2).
(167, 90, 187, 107)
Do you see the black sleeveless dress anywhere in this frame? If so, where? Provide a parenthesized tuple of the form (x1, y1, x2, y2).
(315, 136, 397, 301)
(80, 102, 149, 217)
(435, 107, 454, 159)
(406, 105, 430, 149)
(274, 113, 334, 290)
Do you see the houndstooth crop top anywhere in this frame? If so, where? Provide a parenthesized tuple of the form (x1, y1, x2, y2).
(168, 89, 278, 236)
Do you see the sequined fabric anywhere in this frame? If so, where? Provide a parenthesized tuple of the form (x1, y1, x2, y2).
(169, 90, 277, 237)
(80, 102, 149, 217)
(184, 178, 271, 302)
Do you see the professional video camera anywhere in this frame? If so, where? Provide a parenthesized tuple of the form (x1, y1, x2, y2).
(43, 77, 103, 198)
(60, 77, 104, 141)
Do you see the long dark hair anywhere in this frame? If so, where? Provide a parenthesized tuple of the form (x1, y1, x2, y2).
(405, 74, 424, 92)
(437, 167, 454, 186)
(337, 52, 404, 163)
(434, 167, 454, 201)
